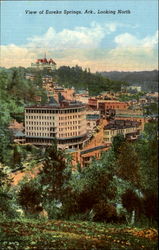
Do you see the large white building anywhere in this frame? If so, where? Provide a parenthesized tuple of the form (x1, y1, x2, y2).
(25, 100, 87, 149)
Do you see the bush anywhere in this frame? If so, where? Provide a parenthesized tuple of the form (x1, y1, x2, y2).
(0, 188, 19, 219)
(17, 181, 42, 216)
(44, 200, 62, 220)
(93, 201, 117, 222)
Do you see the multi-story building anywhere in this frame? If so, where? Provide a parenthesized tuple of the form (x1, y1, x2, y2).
(88, 98, 98, 109)
(88, 98, 129, 118)
(86, 114, 100, 132)
(115, 109, 148, 131)
(25, 100, 87, 149)
(31, 56, 56, 71)
(104, 119, 141, 143)
(53, 87, 75, 101)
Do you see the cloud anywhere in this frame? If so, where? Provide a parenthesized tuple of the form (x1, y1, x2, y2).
(0, 25, 158, 72)
(0, 44, 37, 68)
(26, 22, 119, 49)
(114, 31, 158, 48)
(107, 31, 158, 70)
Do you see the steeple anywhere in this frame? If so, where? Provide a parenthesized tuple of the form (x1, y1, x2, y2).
(44, 52, 46, 59)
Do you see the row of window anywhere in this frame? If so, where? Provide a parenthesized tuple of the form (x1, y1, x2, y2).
(25, 115, 83, 120)
(26, 127, 55, 131)
(25, 108, 84, 114)
(105, 127, 136, 135)
(26, 132, 50, 137)
(59, 126, 80, 131)
(59, 121, 80, 126)
(26, 116, 54, 120)
(105, 105, 127, 109)
(26, 132, 79, 138)
(59, 115, 80, 120)
(59, 132, 79, 137)
(26, 121, 55, 126)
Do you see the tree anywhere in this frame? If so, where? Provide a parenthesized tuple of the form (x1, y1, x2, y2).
(12, 145, 22, 168)
(18, 180, 42, 215)
(136, 121, 158, 193)
(116, 142, 140, 188)
(38, 142, 71, 203)
(0, 163, 16, 218)
(121, 189, 143, 225)
(66, 150, 118, 221)
(112, 134, 126, 157)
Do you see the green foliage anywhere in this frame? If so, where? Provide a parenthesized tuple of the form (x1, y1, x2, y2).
(0, 164, 19, 219)
(0, 219, 157, 249)
(112, 134, 126, 157)
(38, 142, 71, 203)
(54, 65, 125, 96)
(118, 92, 146, 102)
(0, 67, 47, 166)
(64, 150, 117, 221)
(143, 103, 158, 116)
(18, 179, 42, 215)
(44, 200, 62, 219)
(135, 121, 158, 193)
(116, 142, 140, 187)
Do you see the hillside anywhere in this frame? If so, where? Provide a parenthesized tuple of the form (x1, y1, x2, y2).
(100, 70, 158, 92)
(0, 219, 158, 250)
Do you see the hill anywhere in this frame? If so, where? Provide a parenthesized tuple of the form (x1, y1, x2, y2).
(99, 70, 158, 92)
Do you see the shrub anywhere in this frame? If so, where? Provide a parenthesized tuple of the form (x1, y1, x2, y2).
(93, 201, 117, 222)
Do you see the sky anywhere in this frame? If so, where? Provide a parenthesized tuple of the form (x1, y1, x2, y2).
(0, 0, 158, 72)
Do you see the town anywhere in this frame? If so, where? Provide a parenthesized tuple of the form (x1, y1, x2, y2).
(0, 54, 158, 249)
(9, 55, 158, 168)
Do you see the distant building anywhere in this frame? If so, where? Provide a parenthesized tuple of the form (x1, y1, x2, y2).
(88, 98, 128, 109)
(31, 55, 56, 71)
(52, 87, 75, 102)
(86, 114, 100, 132)
(25, 73, 36, 81)
(25, 100, 87, 150)
(9, 120, 25, 144)
(88, 98, 129, 118)
(75, 94, 89, 104)
(104, 119, 141, 143)
(115, 109, 148, 131)
(122, 85, 142, 92)
(42, 75, 53, 84)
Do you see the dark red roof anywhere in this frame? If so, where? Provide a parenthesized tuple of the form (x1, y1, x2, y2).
(36, 58, 56, 65)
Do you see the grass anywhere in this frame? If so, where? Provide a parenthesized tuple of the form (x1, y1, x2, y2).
(0, 219, 158, 250)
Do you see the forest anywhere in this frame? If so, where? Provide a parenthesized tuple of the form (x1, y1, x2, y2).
(100, 70, 158, 92)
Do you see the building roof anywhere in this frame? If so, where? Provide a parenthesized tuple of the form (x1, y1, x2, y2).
(25, 100, 85, 110)
(36, 58, 56, 65)
(104, 119, 140, 130)
(49, 96, 58, 105)
(80, 145, 108, 155)
(86, 114, 100, 120)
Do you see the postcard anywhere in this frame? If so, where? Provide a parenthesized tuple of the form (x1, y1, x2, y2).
(0, 0, 158, 249)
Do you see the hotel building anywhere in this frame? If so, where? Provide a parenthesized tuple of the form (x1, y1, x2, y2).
(31, 56, 56, 71)
(104, 119, 141, 144)
(25, 100, 87, 149)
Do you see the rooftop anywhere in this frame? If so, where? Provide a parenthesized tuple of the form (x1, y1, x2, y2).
(104, 119, 141, 130)
(25, 100, 85, 109)
(36, 58, 56, 65)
